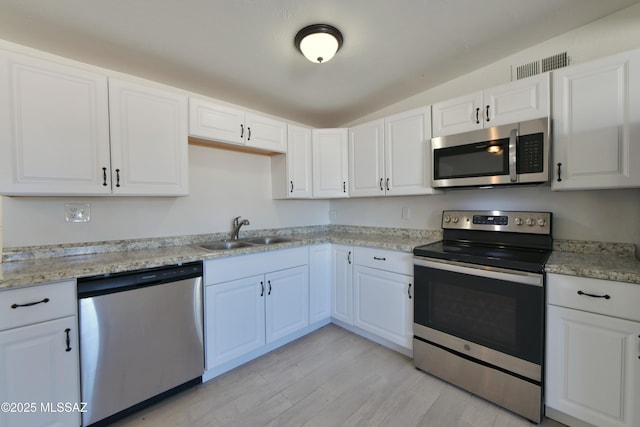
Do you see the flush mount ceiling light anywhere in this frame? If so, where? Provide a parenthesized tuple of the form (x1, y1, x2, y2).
(294, 24, 343, 64)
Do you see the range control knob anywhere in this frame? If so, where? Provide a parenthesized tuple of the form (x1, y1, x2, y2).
(514, 217, 523, 226)
(452, 216, 460, 224)
(525, 218, 535, 226)
(443, 215, 451, 223)
(537, 218, 546, 227)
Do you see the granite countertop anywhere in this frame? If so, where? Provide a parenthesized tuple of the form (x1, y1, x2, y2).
(2, 226, 639, 291)
(546, 240, 640, 285)
(0, 226, 441, 291)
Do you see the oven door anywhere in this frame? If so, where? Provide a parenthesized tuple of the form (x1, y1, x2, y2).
(413, 257, 544, 379)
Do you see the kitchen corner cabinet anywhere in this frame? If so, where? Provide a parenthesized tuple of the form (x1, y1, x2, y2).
(108, 78, 189, 196)
(312, 128, 349, 198)
(431, 73, 549, 137)
(271, 124, 313, 199)
(203, 248, 309, 370)
(546, 273, 640, 427)
(0, 281, 80, 427)
(551, 49, 640, 190)
(352, 247, 413, 349)
(309, 244, 332, 323)
(331, 245, 353, 324)
(189, 97, 287, 153)
(0, 50, 189, 196)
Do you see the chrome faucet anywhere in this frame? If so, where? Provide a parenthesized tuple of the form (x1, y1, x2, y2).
(231, 216, 250, 240)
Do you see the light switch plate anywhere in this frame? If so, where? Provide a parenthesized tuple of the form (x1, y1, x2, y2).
(65, 203, 91, 223)
(402, 207, 410, 219)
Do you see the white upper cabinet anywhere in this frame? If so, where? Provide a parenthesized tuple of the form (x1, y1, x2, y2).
(432, 73, 549, 137)
(0, 49, 189, 196)
(385, 107, 434, 196)
(349, 107, 435, 197)
(551, 49, 640, 190)
(312, 128, 349, 198)
(271, 124, 313, 199)
(108, 78, 189, 196)
(0, 50, 112, 195)
(189, 97, 287, 153)
(349, 119, 385, 197)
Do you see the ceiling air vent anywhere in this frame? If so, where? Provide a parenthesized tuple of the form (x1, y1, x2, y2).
(514, 51, 569, 80)
(541, 52, 569, 72)
(516, 61, 540, 80)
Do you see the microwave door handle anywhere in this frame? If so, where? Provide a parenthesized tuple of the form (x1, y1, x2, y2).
(509, 128, 518, 182)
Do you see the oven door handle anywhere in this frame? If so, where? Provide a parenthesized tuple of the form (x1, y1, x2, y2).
(413, 257, 543, 287)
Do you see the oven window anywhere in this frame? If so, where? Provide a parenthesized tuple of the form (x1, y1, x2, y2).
(414, 266, 543, 364)
(434, 138, 509, 179)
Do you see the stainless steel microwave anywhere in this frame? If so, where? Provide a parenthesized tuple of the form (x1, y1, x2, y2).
(431, 118, 549, 189)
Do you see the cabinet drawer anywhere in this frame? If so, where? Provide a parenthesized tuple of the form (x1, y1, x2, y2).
(0, 280, 76, 331)
(353, 247, 412, 275)
(547, 273, 640, 321)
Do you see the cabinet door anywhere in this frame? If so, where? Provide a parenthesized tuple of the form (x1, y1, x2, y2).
(286, 124, 313, 198)
(309, 244, 332, 323)
(546, 305, 640, 427)
(484, 73, 549, 127)
(331, 245, 353, 324)
(188, 97, 245, 145)
(353, 265, 413, 349)
(349, 119, 385, 197)
(204, 276, 265, 369)
(109, 78, 189, 196)
(0, 51, 111, 195)
(431, 92, 482, 137)
(385, 106, 435, 196)
(0, 316, 80, 427)
(265, 266, 309, 343)
(245, 112, 287, 153)
(312, 128, 349, 198)
(552, 50, 640, 190)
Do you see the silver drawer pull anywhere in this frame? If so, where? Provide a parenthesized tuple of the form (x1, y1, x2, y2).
(577, 290, 611, 300)
(373, 256, 386, 261)
(11, 297, 50, 309)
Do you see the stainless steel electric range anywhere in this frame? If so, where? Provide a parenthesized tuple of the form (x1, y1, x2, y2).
(413, 210, 552, 423)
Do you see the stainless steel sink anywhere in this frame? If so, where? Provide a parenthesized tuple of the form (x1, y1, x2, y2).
(242, 236, 291, 245)
(197, 236, 291, 251)
(199, 241, 255, 251)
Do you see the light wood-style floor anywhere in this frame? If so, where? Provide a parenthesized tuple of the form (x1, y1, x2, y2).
(113, 325, 566, 427)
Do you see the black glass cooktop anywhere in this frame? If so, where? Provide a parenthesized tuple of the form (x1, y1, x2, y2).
(413, 240, 551, 273)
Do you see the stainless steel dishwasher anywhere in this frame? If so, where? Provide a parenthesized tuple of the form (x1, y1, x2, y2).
(77, 261, 204, 427)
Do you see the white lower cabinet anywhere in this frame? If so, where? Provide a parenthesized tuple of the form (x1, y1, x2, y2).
(203, 248, 309, 375)
(0, 281, 80, 427)
(353, 265, 413, 349)
(352, 247, 413, 350)
(309, 244, 332, 324)
(546, 273, 640, 427)
(331, 245, 353, 325)
(205, 275, 266, 367)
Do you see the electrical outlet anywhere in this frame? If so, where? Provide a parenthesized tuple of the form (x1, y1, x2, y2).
(65, 203, 91, 223)
(402, 207, 410, 219)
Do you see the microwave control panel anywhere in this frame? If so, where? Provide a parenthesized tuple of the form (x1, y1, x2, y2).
(516, 133, 544, 173)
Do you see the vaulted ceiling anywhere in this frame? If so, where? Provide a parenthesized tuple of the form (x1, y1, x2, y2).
(0, 0, 638, 127)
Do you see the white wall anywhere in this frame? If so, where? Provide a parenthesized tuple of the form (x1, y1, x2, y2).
(2, 145, 329, 247)
(329, 187, 640, 245)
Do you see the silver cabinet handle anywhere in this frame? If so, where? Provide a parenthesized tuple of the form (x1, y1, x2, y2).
(290, 181, 294, 193)
(385, 178, 390, 191)
(373, 256, 386, 261)
(379, 178, 384, 191)
(247, 127, 252, 141)
(485, 105, 490, 122)
(408, 283, 412, 299)
(347, 251, 352, 264)
(240, 124, 244, 138)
